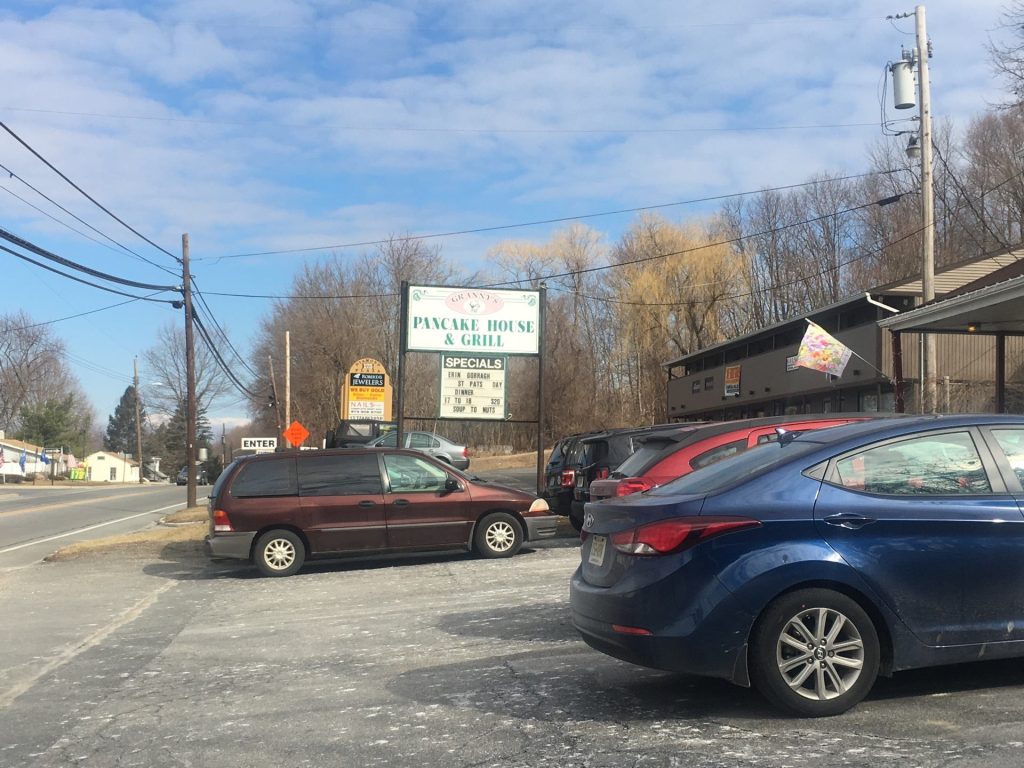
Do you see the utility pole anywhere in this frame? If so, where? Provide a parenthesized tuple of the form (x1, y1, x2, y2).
(182, 233, 198, 507)
(134, 358, 144, 484)
(889, 5, 936, 413)
(284, 330, 291, 447)
(915, 5, 937, 413)
(268, 355, 283, 434)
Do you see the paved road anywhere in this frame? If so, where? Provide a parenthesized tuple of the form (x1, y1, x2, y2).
(0, 484, 189, 571)
(4, 526, 1024, 767)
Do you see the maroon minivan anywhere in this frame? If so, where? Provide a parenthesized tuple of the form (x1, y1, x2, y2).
(205, 447, 556, 576)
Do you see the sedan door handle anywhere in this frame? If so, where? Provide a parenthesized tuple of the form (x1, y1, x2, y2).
(392, 499, 409, 506)
(358, 500, 377, 508)
(823, 513, 876, 530)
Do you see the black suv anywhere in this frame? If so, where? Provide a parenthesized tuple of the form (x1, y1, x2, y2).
(542, 433, 588, 516)
(567, 424, 698, 529)
(325, 419, 396, 448)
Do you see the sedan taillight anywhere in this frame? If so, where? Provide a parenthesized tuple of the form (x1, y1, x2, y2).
(616, 477, 653, 496)
(212, 509, 234, 532)
(610, 516, 760, 556)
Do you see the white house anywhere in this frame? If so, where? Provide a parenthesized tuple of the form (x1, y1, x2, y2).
(83, 451, 141, 483)
(0, 434, 53, 481)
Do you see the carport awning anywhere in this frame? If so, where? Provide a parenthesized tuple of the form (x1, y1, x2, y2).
(877, 275, 1024, 335)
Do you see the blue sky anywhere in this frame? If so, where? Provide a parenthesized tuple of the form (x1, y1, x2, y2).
(0, 0, 1011, 430)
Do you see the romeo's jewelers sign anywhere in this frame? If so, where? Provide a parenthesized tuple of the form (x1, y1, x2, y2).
(406, 286, 540, 355)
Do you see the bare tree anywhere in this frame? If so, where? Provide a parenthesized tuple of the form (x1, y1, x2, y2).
(988, 2, 1024, 107)
(249, 237, 463, 443)
(142, 321, 235, 419)
(0, 310, 89, 435)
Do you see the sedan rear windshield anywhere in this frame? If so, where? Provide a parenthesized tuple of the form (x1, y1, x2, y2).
(612, 439, 676, 477)
(647, 438, 821, 497)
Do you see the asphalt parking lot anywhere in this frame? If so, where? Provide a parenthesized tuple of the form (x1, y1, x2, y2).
(4, 529, 1024, 768)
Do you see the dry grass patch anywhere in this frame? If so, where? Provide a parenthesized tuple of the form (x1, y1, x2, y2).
(47, 506, 208, 561)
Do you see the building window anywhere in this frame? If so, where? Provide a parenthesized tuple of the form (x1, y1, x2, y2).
(109, 467, 117, 481)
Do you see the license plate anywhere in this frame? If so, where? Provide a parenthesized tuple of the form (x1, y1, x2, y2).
(588, 535, 607, 566)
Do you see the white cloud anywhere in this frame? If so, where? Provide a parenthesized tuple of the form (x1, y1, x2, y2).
(0, 0, 1016, 423)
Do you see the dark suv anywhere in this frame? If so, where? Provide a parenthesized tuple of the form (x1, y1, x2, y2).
(205, 447, 557, 576)
(542, 433, 588, 516)
(567, 424, 703, 529)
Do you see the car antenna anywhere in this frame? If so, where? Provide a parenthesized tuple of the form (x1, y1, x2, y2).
(775, 427, 798, 446)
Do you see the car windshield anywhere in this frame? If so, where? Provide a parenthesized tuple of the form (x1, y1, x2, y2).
(647, 436, 821, 497)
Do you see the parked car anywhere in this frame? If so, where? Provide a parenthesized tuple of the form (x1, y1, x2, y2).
(176, 465, 209, 486)
(364, 430, 470, 470)
(571, 414, 1024, 716)
(205, 447, 555, 577)
(542, 433, 588, 516)
(588, 415, 868, 502)
(567, 424, 705, 530)
(325, 419, 396, 448)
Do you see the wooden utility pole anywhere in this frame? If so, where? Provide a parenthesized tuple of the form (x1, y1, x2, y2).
(284, 330, 292, 447)
(134, 358, 144, 484)
(268, 355, 283, 434)
(915, 5, 937, 412)
(183, 233, 198, 508)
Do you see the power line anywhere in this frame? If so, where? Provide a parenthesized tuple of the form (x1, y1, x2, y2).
(559, 169, 1024, 308)
(0, 226, 180, 292)
(0, 105, 908, 135)
(932, 143, 1010, 252)
(0, 163, 180, 276)
(8, 294, 167, 332)
(191, 311, 261, 399)
(197, 189, 912, 300)
(563, 221, 930, 308)
(199, 169, 899, 262)
(191, 281, 261, 379)
(0, 243, 177, 303)
(0, 120, 180, 263)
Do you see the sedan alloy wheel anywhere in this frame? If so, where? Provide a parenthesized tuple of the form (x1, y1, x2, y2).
(751, 588, 879, 717)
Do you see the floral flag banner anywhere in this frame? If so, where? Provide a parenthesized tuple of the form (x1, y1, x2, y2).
(796, 321, 853, 376)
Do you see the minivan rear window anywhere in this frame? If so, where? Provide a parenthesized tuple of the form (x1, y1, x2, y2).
(231, 458, 297, 497)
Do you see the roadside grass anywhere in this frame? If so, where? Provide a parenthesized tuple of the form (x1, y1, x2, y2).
(47, 506, 208, 561)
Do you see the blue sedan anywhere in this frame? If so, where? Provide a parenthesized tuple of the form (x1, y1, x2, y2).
(570, 414, 1024, 716)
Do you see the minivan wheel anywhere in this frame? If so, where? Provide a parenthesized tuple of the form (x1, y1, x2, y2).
(254, 530, 306, 577)
(750, 588, 879, 717)
(474, 513, 523, 558)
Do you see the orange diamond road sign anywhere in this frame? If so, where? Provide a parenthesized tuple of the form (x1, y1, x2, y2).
(283, 421, 310, 446)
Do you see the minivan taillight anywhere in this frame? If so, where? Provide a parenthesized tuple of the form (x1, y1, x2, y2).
(560, 469, 575, 488)
(610, 516, 760, 556)
(212, 509, 234, 532)
(616, 477, 653, 496)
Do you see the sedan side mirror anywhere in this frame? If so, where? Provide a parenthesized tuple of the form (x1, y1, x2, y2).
(444, 477, 462, 493)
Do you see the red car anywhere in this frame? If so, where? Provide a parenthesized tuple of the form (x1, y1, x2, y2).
(588, 415, 869, 501)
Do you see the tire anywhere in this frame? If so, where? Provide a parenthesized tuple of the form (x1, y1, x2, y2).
(254, 529, 306, 577)
(750, 588, 880, 717)
(474, 513, 523, 558)
(568, 508, 583, 531)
